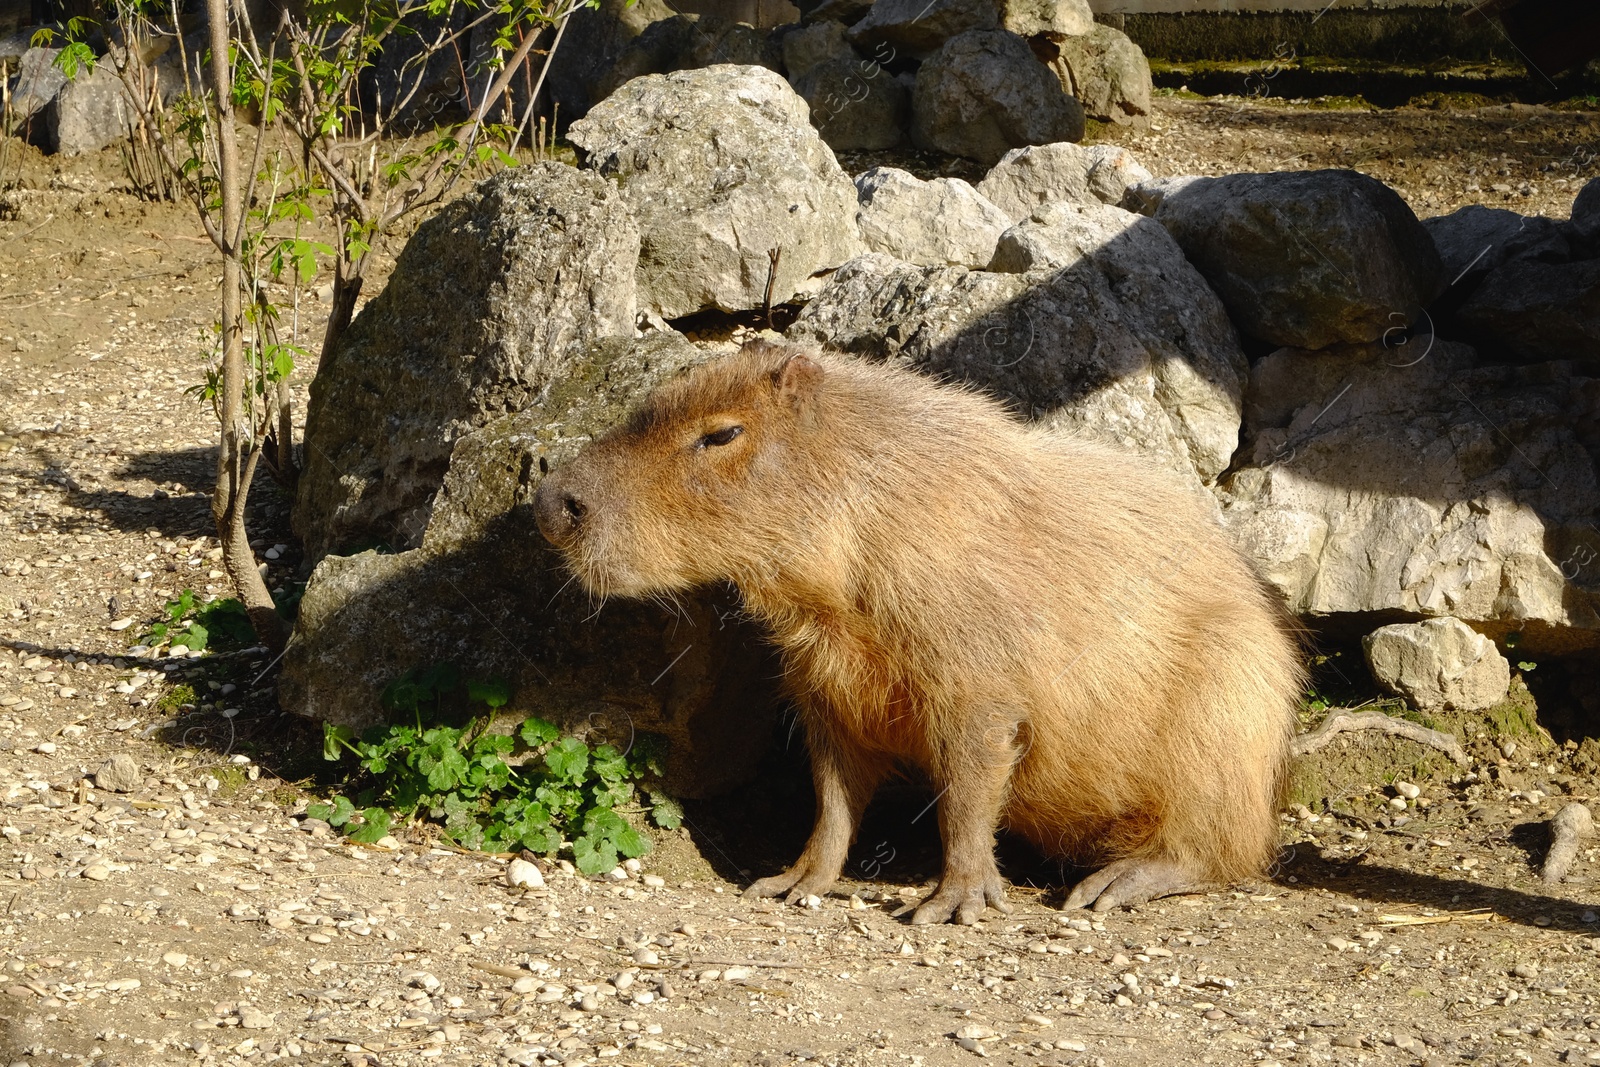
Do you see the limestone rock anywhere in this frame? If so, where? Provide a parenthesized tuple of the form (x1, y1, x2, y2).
(1567, 176, 1600, 251)
(294, 163, 639, 560)
(792, 52, 909, 150)
(854, 166, 1010, 267)
(1457, 258, 1600, 364)
(12, 47, 67, 123)
(781, 19, 851, 79)
(911, 30, 1085, 165)
(998, 0, 1094, 40)
(40, 58, 133, 155)
(569, 65, 863, 318)
(594, 14, 780, 103)
(846, 0, 999, 61)
(1153, 169, 1445, 349)
(1048, 24, 1151, 126)
(282, 334, 785, 798)
(977, 141, 1152, 222)
(543, 0, 677, 121)
(789, 214, 1247, 489)
(1219, 340, 1600, 654)
(94, 754, 144, 794)
(1422, 205, 1568, 284)
(1363, 617, 1511, 712)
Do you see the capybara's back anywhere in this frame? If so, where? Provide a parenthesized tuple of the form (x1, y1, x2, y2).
(536, 339, 1302, 920)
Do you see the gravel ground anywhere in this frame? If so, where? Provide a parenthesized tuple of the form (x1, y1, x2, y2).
(2, 97, 1600, 1067)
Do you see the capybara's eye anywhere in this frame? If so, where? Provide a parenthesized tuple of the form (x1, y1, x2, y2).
(697, 425, 744, 450)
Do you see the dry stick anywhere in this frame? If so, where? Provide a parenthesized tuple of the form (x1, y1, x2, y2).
(1292, 709, 1469, 767)
(1541, 802, 1593, 884)
(763, 247, 782, 329)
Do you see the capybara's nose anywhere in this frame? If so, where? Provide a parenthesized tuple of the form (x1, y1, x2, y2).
(534, 475, 586, 546)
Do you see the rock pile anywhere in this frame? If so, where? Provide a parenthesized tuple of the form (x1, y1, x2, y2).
(287, 64, 1599, 793)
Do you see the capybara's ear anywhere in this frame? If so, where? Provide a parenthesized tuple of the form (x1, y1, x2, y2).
(771, 352, 823, 412)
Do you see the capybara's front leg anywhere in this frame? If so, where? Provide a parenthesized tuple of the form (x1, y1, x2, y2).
(745, 731, 885, 904)
(910, 718, 1020, 926)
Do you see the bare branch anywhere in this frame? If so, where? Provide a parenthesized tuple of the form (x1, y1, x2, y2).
(1292, 710, 1470, 767)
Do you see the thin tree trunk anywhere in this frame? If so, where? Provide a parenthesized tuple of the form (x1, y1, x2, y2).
(206, 0, 287, 651)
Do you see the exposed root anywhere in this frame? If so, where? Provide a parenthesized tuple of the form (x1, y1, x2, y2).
(1541, 802, 1594, 884)
(1292, 710, 1469, 767)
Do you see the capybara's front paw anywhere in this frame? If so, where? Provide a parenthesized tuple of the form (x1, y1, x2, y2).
(1062, 857, 1206, 912)
(744, 863, 839, 903)
(908, 873, 1012, 925)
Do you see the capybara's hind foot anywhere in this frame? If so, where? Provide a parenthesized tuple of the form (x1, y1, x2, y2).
(901, 871, 1013, 926)
(1063, 858, 1209, 913)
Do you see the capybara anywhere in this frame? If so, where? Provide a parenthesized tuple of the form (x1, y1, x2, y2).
(534, 339, 1302, 921)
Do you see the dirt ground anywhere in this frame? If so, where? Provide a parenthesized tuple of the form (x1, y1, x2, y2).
(2, 96, 1599, 1067)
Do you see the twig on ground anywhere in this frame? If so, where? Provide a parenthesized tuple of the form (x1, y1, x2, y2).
(1292, 710, 1469, 767)
(1541, 802, 1594, 883)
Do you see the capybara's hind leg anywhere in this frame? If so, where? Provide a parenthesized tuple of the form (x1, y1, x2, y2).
(1062, 857, 1209, 913)
(745, 728, 887, 904)
(909, 716, 1021, 925)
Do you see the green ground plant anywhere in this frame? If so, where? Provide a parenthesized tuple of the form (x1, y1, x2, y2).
(141, 587, 256, 652)
(313, 667, 682, 875)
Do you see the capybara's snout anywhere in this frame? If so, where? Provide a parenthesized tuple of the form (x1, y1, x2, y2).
(533, 469, 587, 549)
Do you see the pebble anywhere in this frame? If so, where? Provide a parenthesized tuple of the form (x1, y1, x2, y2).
(162, 951, 187, 967)
(95, 753, 143, 793)
(511, 977, 539, 994)
(633, 947, 660, 966)
(1513, 962, 1539, 979)
(33, 741, 55, 755)
(641, 874, 665, 888)
(81, 864, 111, 881)
(108, 617, 134, 630)
(1388, 797, 1407, 810)
(505, 858, 544, 889)
(103, 978, 141, 992)
(1394, 781, 1421, 799)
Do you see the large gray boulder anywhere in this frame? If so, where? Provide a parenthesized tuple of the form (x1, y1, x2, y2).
(792, 53, 909, 150)
(594, 14, 780, 104)
(911, 30, 1085, 165)
(1048, 24, 1152, 126)
(11, 47, 67, 125)
(1422, 205, 1568, 284)
(1219, 340, 1600, 654)
(283, 333, 785, 799)
(294, 163, 640, 561)
(568, 65, 864, 319)
(1568, 177, 1600, 252)
(854, 166, 1010, 268)
(1363, 617, 1512, 712)
(1457, 259, 1600, 364)
(977, 141, 1152, 222)
(789, 204, 1247, 488)
(846, 0, 998, 60)
(1153, 170, 1445, 350)
(543, 0, 676, 122)
(781, 19, 852, 79)
(40, 58, 134, 155)
(998, 0, 1093, 39)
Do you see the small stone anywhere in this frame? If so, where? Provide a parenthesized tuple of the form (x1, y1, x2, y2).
(103, 978, 141, 992)
(1204, 1009, 1227, 1021)
(1513, 962, 1539, 979)
(1056, 1039, 1088, 1051)
(307, 932, 332, 944)
(1388, 797, 1408, 811)
(408, 972, 440, 992)
(162, 951, 188, 967)
(505, 859, 544, 889)
(954, 1025, 996, 1041)
(722, 966, 753, 981)
(511, 977, 539, 994)
(633, 947, 660, 966)
(641, 874, 665, 888)
(32, 741, 55, 755)
(607, 866, 630, 882)
(108, 617, 134, 630)
(95, 753, 143, 793)
(1024, 1014, 1052, 1027)
(227, 969, 253, 979)
(1394, 781, 1421, 799)
(239, 1009, 271, 1029)
(81, 864, 111, 881)
(1501, 740, 1518, 758)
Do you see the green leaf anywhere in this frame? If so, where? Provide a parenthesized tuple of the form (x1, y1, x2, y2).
(347, 808, 392, 843)
(323, 724, 356, 761)
(614, 825, 650, 859)
(544, 737, 589, 782)
(649, 792, 684, 831)
(573, 835, 617, 876)
(519, 717, 559, 746)
(305, 803, 334, 821)
(1518, 660, 1537, 671)
(469, 677, 512, 709)
(324, 795, 357, 828)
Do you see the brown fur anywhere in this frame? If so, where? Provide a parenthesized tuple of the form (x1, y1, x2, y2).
(535, 340, 1303, 919)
